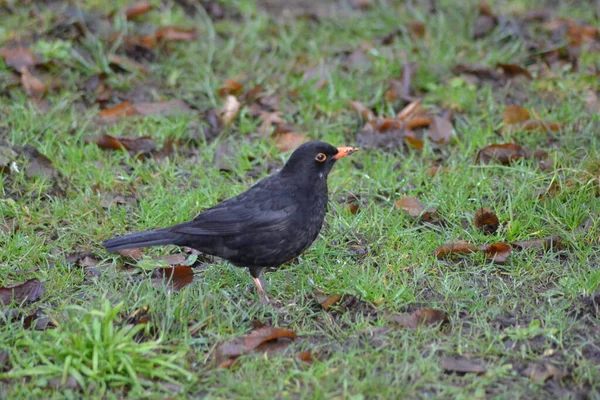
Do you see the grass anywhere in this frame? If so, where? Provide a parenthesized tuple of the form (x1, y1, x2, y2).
(1, 0, 599, 398)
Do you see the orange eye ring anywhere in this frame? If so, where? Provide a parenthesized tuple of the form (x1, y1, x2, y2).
(315, 153, 327, 162)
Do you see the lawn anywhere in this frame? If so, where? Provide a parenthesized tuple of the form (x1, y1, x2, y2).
(1, 0, 599, 398)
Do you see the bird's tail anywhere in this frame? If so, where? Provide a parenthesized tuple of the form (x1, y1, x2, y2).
(103, 228, 181, 252)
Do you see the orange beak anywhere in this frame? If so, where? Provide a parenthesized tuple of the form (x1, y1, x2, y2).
(334, 146, 359, 159)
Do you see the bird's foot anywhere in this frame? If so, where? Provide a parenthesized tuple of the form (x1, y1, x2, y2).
(252, 277, 270, 304)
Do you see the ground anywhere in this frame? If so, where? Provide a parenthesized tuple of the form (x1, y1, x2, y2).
(0, 0, 599, 398)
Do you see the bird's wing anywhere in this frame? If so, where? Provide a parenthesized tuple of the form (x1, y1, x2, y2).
(170, 180, 297, 237)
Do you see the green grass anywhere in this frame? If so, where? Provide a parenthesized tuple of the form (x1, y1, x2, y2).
(1, 0, 599, 398)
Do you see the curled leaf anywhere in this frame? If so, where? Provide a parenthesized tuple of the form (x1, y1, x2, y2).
(475, 143, 522, 165)
(480, 242, 511, 263)
(0, 278, 45, 306)
(474, 207, 499, 234)
(435, 241, 479, 257)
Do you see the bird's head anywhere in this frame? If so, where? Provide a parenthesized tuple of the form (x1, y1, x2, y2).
(280, 141, 359, 180)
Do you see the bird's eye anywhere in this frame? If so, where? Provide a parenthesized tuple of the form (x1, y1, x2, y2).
(315, 153, 327, 162)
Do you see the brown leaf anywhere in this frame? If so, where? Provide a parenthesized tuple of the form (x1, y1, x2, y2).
(520, 120, 560, 132)
(435, 241, 479, 257)
(441, 356, 486, 375)
(388, 309, 449, 329)
(275, 133, 308, 152)
(396, 100, 424, 121)
(475, 143, 523, 164)
(0, 47, 36, 72)
(349, 101, 375, 121)
(453, 64, 499, 81)
(221, 95, 240, 126)
(320, 294, 343, 310)
(124, 1, 154, 19)
(24, 147, 57, 179)
(215, 326, 298, 368)
(405, 115, 433, 130)
(0, 278, 45, 306)
(154, 254, 188, 266)
(155, 27, 197, 42)
(257, 111, 285, 137)
(218, 80, 244, 97)
(20, 69, 46, 99)
(404, 135, 424, 150)
(497, 63, 533, 79)
(480, 242, 511, 263)
(428, 116, 453, 144)
(117, 248, 143, 260)
(511, 236, 564, 251)
(408, 21, 426, 39)
(503, 105, 531, 125)
(395, 196, 437, 221)
(296, 351, 314, 364)
(96, 134, 156, 154)
(474, 207, 499, 234)
(108, 55, 150, 74)
(98, 102, 136, 122)
(152, 265, 194, 291)
(524, 362, 568, 382)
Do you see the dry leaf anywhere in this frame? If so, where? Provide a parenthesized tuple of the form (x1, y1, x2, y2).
(99, 102, 136, 122)
(396, 100, 424, 121)
(435, 241, 479, 257)
(388, 309, 449, 329)
(152, 265, 194, 291)
(117, 248, 143, 260)
(215, 326, 297, 368)
(520, 120, 560, 132)
(320, 294, 343, 310)
(20, 69, 46, 99)
(395, 196, 437, 221)
(0, 278, 45, 306)
(155, 27, 197, 42)
(0, 47, 36, 72)
(275, 133, 308, 152)
(96, 134, 156, 154)
(496, 63, 533, 79)
(221, 95, 240, 126)
(511, 236, 564, 251)
(474, 207, 499, 234)
(480, 242, 511, 263)
(219, 80, 244, 97)
(132, 99, 191, 116)
(124, 1, 154, 19)
(475, 143, 522, 164)
(524, 362, 567, 382)
(24, 147, 57, 179)
(503, 105, 531, 125)
(428, 116, 453, 144)
(441, 356, 486, 375)
(405, 115, 433, 130)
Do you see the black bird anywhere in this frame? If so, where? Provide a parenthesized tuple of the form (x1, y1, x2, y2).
(102, 141, 358, 302)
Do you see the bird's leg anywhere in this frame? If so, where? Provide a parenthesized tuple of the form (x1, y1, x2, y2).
(248, 267, 269, 303)
(252, 277, 270, 304)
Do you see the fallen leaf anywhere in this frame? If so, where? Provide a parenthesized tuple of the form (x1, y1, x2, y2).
(0, 47, 36, 72)
(108, 55, 150, 74)
(349, 101, 375, 121)
(474, 207, 499, 234)
(496, 63, 533, 79)
(96, 134, 156, 154)
(20, 69, 46, 100)
(395, 196, 437, 221)
(408, 21, 426, 39)
(520, 120, 560, 132)
(98, 102, 136, 122)
(215, 326, 297, 368)
(0, 278, 45, 306)
(473, 2, 497, 39)
(124, 1, 153, 19)
(296, 351, 314, 364)
(23, 146, 57, 179)
(319, 294, 343, 310)
(396, 100, 424, 121)
(274, 133, 308, 152)
(480, 242, 511, 263)
(435, 241, 479, 257)
(453, 64, 500, 81)
(152, 265, 194, 291)
(388, 309, 449, 329)
(218, 80, 244, 97)
(428, 116, 453, 144)
(503, 105, 531, 125)
(154, 254, 188, 266)
(441, 356, 486, 375)
(511, 236, 564, 251)
(475, 143, 523, 164)
(524, 362, 567, 382)
(155, 27, 197, 42)
(221, 95, 240, 126)
(117, 248, 143, 260)
(405, 115, 433, 130)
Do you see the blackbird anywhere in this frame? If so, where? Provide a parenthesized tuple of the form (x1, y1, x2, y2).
(102, 141, 358, 302)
